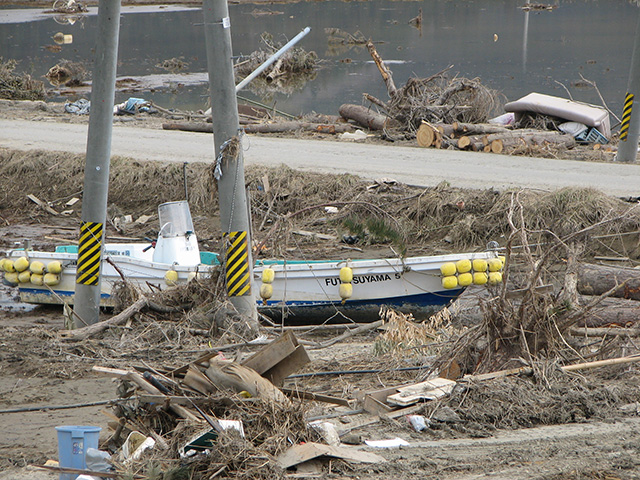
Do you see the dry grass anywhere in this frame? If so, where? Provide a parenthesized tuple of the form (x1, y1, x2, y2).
(0, 58, 45, 101)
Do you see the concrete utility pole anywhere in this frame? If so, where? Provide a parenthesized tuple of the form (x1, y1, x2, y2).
(203, 0, 258, 325)
(617, 9, 640, 163)
(73, 0, 121, 327)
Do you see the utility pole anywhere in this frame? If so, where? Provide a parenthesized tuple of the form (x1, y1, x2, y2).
(617, 9, 640, 163)
(203, 0, 258, 326)
(73, 0, 121, 327)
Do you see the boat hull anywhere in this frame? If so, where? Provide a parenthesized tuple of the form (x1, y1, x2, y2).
(4, 248, 499, 323)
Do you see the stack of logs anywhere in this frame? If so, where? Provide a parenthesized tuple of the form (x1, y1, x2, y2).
(416, 120, 576, 154)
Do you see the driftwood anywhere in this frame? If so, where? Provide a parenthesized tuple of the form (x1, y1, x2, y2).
(450, 122, 511, 135)
(162, 121, 353, 135)
(576, 296, 640, 327)
(61, 297, 149, 341)
(570, 326, 640, 337)
(486, 132, 576, 153)
(577, 263, 640, 301)
(366, 40, 397, 97)
(339, 104, 398, 131)
(462, 353, 640, 382)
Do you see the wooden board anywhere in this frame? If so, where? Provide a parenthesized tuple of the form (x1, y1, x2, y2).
(262, 344, 310, 386)
(277, 442, 386, 469)
(242, 331, 299, 375)
(387, 378, 456, 406)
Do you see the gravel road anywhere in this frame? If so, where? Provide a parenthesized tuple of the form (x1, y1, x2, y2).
(2, 118, 639, 197)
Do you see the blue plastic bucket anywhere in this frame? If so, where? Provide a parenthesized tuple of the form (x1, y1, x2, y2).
(55, 425, 101, 480)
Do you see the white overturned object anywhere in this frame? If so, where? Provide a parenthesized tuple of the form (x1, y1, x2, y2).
(505, 92, 610, 138)
(340, 129, 368, 141)
(365, 437, 410, 448)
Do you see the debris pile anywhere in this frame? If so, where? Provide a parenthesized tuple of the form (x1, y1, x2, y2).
(234, 32, 319, 95)
(0, 58, 45, 101)
(45, 59, 88, 87)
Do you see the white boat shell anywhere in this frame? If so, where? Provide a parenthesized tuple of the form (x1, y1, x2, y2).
(4, 246, 500, 322)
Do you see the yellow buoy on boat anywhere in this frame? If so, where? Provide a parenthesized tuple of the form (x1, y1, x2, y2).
(14, 256, 29, 273)
(488, 258, 503, 272)
(47, 260, 63, 274)
(473, 272, 488, 285)
(339, 282, 353, 302)
(458, 272, 473, 287)
(339, 266, 353, 283)
(4, 272, 19, 285)
(472, 259, 488, 272)
(18, 270, 31, 283)
(440, 262, 456, 277)
(29, 261, 45, 275)
(3, 260, 15, 273)
(30, 274, 44, 286)
(261, 267, 275, 284)
(164, 269, 178, 286)
(456, 258, 472, 274)
(442, 276, 458, 289)
(488, 271, 503, 285)
(260, 283, 273, 301)
(44, 273, 60, 286)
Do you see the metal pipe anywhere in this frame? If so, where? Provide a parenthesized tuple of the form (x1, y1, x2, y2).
(235, 26, 311, 92)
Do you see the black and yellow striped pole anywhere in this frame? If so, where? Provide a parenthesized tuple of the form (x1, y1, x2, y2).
(617, 10, 640, 162)
(204, 0, 258, 326)
(73, 0, 121, 327)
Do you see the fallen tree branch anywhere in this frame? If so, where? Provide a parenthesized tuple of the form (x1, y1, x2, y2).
(307, 320, 383, 349)
(60, 296, 149, 341)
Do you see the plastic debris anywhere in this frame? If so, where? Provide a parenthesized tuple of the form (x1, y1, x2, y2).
(364, 437, 410, 448)
(114, 97, 154, 115)
(340, 129, 368, 141)
(64, 98, 90, 115)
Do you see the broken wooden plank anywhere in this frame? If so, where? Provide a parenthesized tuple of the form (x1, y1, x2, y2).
(281, 387, 350, 407)
(27, 194, 58, 215)
(363, 394, 393, 415)
(386, 378, 456, 406)
(262, 344, 310, 386)
(277, 442, 386, 469)
(291, 229, 337, 241)
(242, 331, 299, 375)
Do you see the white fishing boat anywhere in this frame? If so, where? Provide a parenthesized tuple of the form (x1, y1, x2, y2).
(1, 201, 504, 323)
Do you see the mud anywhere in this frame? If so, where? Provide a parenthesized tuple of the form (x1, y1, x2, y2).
(2, 100, 640, 479)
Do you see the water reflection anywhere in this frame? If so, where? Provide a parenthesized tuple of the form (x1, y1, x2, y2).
(0, 1, 637, 118)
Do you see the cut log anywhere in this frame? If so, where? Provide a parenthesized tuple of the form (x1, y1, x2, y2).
(457, 135, 471, 149)
(577, 263, 640, 301)
(434, 123, 455, 137)
(416, 122, 436, 147)
(576, 296, 640, 327)
(339, 104, 398, 131)
(490, 138, 503, 154)
(484, 131, 576, 151)
(451, 122, 511, 135)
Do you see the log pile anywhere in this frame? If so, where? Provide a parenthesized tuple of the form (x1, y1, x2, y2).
(414, 121, 577, 154)
(575, 263, 640, 330)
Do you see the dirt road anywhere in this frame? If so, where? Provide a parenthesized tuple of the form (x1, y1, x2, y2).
(2, 118, 640, 197)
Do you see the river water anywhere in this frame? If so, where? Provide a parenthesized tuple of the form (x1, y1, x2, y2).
(0, 1, 638, 121)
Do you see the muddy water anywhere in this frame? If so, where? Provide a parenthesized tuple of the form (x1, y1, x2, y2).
(0, 1, 637, 120)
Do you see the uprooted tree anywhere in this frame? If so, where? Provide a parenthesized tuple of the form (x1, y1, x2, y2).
(356, 40, 501, 136)
(433, 190, 640, 376)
